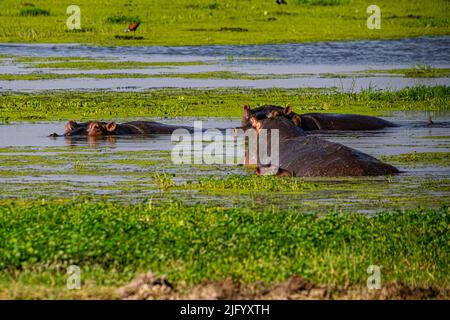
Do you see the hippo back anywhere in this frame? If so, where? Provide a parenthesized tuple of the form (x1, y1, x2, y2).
(279, 136, 399, 176)
(300, 113, 398, 131)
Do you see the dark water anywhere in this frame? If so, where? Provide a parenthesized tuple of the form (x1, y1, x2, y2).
(1, 36, 450, 65)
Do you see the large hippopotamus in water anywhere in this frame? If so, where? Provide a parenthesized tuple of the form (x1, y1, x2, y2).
(50, 120, 196, 137)
(242, 104, 398, 131)
(246, 112, 399, 177)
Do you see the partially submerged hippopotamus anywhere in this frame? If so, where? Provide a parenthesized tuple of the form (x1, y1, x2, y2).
(242, 104, 398, 131)
(50, 120, 196, 137)
(246, 112, 399, 177)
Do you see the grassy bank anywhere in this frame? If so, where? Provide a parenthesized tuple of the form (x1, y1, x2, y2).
(0, 201, 448, 299)
(0, 86, 449, 122)
(0, 0, 449, 45)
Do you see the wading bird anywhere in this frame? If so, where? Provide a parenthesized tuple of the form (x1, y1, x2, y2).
(124, 21, 140, 33)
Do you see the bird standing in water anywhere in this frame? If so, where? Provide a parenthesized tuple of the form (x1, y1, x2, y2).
(125, 21, 140, 33)
(276, 0, 287, 4)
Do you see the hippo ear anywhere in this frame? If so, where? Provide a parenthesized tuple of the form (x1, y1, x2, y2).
(243, 104, 251, 116)
(267, 110, 279, 119)
(106, 122, 116, 132)
(249, 116, 261, 130)
(65, 120, 78, 133)
(292, 115, 302, 127)
(284, 104, 292, 115)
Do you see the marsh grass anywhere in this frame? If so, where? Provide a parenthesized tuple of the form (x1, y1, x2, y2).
(381, 152, 450, 167)
(0, 71, 293, 81)
(0, 86, 448, 122)
(184, 174, 317, 192)
(367, 65, 450, 78)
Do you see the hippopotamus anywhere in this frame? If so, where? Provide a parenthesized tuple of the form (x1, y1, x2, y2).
(246, 112, 399, 177)
(242, 104, 398, 131)
(49, 120, 197, 137)
(85, 121, 196, 136)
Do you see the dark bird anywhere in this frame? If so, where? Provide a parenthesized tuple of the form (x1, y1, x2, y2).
(276, 0, 287, 4)
(125, 21, 140, 33)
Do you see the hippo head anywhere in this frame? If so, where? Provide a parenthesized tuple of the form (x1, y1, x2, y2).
(248, 110, 305, 138)
(86, 121, 117, 136)
(242, 104, 299, 129)
(65, 120, 91, 136)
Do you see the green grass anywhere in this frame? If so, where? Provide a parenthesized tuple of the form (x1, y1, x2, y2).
(0, 0, 449, 45)
(0, 86, 448, 122)
(367, 65, 450, 78)
(0, 71, 302, 81)
(381, 152, 450, 167)
(182, 174, 317, 192)
(0, 201, 448, 298)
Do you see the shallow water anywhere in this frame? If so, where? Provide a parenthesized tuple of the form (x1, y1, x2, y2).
(1, 36, 449, 92)
(1, 76, 448, 92)
(0, 112, 449, 212)
(0, 112, 448, 153)
(1, 112, 450, 153)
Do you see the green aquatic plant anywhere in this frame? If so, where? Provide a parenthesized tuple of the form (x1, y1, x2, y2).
(0, 201, 448, 298)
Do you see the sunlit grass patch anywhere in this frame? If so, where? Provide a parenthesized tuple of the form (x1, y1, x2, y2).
(182, 174, 317, 192)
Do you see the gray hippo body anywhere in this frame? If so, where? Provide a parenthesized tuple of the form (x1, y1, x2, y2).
(242, 104, 398, 131)
(50, 120, 197, 137)
(299, 113, 398, 131)
(249, 115, 399, 177)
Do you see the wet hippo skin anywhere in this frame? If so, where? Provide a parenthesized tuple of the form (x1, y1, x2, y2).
(51, 120, 197, 137)
(86, 121, 196, 136)
(242, 104, 398, 131)
(249, 114, 399, 177)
